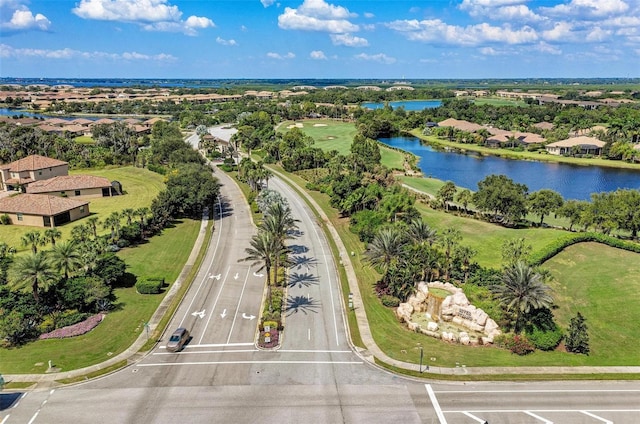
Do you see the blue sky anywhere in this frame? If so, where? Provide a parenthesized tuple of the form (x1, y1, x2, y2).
(1, 0, 639, 79)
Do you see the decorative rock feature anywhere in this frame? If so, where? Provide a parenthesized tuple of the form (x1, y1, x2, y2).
(395, 281, 501, 345)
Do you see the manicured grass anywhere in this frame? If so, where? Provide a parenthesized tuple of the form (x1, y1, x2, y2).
(278, 166, 640, 369)
(0, 218, 200, 373)
(279, 119, 406, 170)
(74, 135, 95, 145)
(0, 166, 164, 253)
(473, 97, 528, 107)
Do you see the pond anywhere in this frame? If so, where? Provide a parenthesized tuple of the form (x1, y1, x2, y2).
(379, 136, 640, 201)
(361, 100, 442, 111)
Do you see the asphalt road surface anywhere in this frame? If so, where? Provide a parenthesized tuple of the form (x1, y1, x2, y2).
(2, 165, 639, 424)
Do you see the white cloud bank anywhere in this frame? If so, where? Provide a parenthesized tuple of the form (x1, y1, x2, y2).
(0, 43, 176, 61)
(0, 1, 51, 33)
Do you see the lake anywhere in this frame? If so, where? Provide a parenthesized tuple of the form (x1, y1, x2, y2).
(361, 100, 442, 111)
(379, 136, 640, 201)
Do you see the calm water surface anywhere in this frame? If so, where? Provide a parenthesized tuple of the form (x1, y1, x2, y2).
(380, 136, 640, 201)
(361, 100, 442, 111)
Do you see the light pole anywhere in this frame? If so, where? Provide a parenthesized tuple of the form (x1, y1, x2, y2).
(419, 346, 424, 373)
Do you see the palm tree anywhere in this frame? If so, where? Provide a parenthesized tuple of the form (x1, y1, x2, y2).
(103, 212, 122, 242)
(122, 208, 136, 226)
(71, 223, 93, 243)
(87, 216, 100, 239)
(260, 202, 299, 286)
(135, 207, 150, 237)
(455, 189, 474, 214)
(50, 240, 83, 280)
(405, 219, 437, 246)
(21, 231, 45, 254)
(240, 231, 277, 312)
(492, 261, 554, 333)
(364, 227, 406, 278)
(8, 252, 57, 303)
(43, 228, 62, 247)
(455, 245, 477, 284)
(439, 227, 462, 281)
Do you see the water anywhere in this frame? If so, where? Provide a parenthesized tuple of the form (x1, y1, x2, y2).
(379, 136, 640, 201)
(0, 108, 48, 119)
(361, 100, 442, 111)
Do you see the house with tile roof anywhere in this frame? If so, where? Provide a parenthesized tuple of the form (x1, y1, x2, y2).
(27, 175, 112, 199)
(0, 154, 69, 192)
(545, 136, 606, 156)
(0, 194, 90, 227)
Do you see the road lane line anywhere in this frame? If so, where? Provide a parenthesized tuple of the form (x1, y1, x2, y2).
(462, 412, 488, 423)
(27, 411, 39, 424)
(179, 197, 225, 327)
(137, 360, 364, 367)
(580, 411, 613, 423)
(153, 349, 258, 356)
(308, 328, 311, 340)
(281, 180, 340, 346)
(524, 411, 553, 423)
(1, 415, 10, 424)
(425, 384, 448, 424)
(227, 268, 252, 344)
(437, 389, 640, 393)
(198, 266, 231, 344)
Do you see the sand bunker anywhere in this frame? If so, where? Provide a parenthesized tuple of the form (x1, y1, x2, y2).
(313, 123, 328, 127)
(287, 123, 304, 129)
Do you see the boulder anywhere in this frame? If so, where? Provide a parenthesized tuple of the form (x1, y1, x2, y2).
(484, 318, 501, 338)
(459, 332, 470, 345)
(408, 290, 427, 312)
(417, 281, 429, 295)
(407, 321, 419, 332)
(396, 303, 413, 322)
(427, 321, 439, 332)
(472, 309, 489, 327)
(452, 291, 469, 307)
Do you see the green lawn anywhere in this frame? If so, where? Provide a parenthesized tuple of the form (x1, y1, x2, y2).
(473, 97, 528, 107)
(279, 119, 407, 170)
(0, 218, 200, 374)
(0, 166, 165, 253)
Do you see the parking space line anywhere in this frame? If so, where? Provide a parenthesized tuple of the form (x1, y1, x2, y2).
(524, 410, 553, 423)
(581, 411, 613, 423)
(425, 384, 448, 424)
(462, 411, 487, 423)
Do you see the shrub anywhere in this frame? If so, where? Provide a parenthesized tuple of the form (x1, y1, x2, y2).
(495, 333, 535, 355)
(57, 310, 91, 328)
(381, 295, 400, 307)
(527, 326, 563, 351)
(39, 314, 104, 340)
(529, 232, 640, 266)
(0, 214, 10, 225)
(147, 163, 167, 175)
(116, 239, 130, 248)
(135, 278, 163, 294)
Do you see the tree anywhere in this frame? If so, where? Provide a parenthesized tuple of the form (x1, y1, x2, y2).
(436, 181, 457, 211)
(121, 208, 136, 226)
(240, 232, 277, 312)
(501, 238, 532, 268)
(528, 189, 564, 226)
(260, 201, 298, 286)
(21, 231, 45, 254)
(492, 262, 554, 333)
(439, 227, 462, 281)
(0, 242, 16, 284)
(556, 199, 589, 231)
(8, 252, 57, 303)
(455, 245, 477, 284)
(364, 227, 407, 278)
(43, 228, 62, 247)
(87, 216, 100, 238)
(455, 188, 473, 214)
(103, 212, 122, 242)
(473, 174, 528, 225)
(405, 219, 437, 247)
(565, 312, 590, 355)
(50, 240, 83, 280)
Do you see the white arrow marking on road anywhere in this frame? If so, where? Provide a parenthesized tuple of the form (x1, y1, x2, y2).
(220, 309, 227, 319)
(234, 272, 239, 280)
(191, 309, 206, 319)
(253, 271, 264, 277)
(242, 313, 256, 320)
(209, 273, 221, 280)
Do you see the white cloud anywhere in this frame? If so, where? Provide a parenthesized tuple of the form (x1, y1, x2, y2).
(540, 0, 630, 19)
(479, 46, 506, 55)
(0, 2, 51, 33)
(310, 50, 327, 59)
(532, 41, 562, 55)
(354, 52, 396, 64)
(364, 12, 374, 18)
(460, 0, 542, 22)
(266, 51, 295, 59)
(72, 0, 214, 35)
(541, 21, 574, 41)
(585, 27, 612, 42)
(260, 0, 276, 7)
(278, 0, 358, 33)
(216, 37, 237, 46)
(0, 43, 176, 61)
(330, 33, 368, 47)
(386, 19, 538, 46)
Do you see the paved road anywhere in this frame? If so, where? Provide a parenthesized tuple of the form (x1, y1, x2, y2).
(2, 164, 640, 423)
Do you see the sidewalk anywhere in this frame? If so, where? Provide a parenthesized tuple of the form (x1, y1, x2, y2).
(3, 214, 210, 388)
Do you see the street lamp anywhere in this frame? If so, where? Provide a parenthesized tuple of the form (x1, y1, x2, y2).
(419, 346, 424, 373)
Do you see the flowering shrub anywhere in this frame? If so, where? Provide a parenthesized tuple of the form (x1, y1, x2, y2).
(506, 334, 535, 356)
(39, 314, 104, 340)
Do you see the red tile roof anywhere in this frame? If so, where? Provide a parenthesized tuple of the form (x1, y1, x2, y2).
(27, 175, 111, 194)
(0, 194, 88, 216)
(1, 154, 68, 172)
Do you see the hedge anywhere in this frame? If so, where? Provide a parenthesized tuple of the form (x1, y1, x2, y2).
(530, 232, 640, 266)
(135, 277, 164, 294)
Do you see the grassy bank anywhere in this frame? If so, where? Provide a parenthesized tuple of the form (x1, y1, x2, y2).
(0, 218, 200, 374)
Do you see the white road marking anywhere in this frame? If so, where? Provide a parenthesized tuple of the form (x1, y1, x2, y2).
(198, 266, 232, 344)
(153, 349, 258, 356)
(437, 389, 640, 393)
(278, 349, 352, 353)
(1, 415, 10, 424)
(184, 342, 254, 348)
(227, 269, 252, 343)
(524, 410, 553, 423)
(137, 360, 364, 367)
(27, 411, 39, 424)
(191, 309, 206, 319)
(425, 384, 448, 424)
(12, 392, 26, 408)
(462, 411, 488, 423)
(580, 411, 613, 423)
(308, 328, 311, 340)
(241, 313, 256, 320)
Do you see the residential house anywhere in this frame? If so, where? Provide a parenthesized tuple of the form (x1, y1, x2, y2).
(545, 136, 606, 156)
(27, 175, 112, 199)
(0, 194, 89, 227)
(0, 155, 68, 192)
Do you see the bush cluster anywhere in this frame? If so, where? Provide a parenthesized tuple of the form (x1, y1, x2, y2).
(381, 295, 400, 307)
(135, 277, 164, 294)
(529, 232, 640, 265)
(527, 327, 563, 351)
(494, 333, 535, 356)
(39, 314, 104, 340)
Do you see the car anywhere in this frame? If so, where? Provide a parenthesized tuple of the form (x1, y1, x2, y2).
(166, 327, 190, 352)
